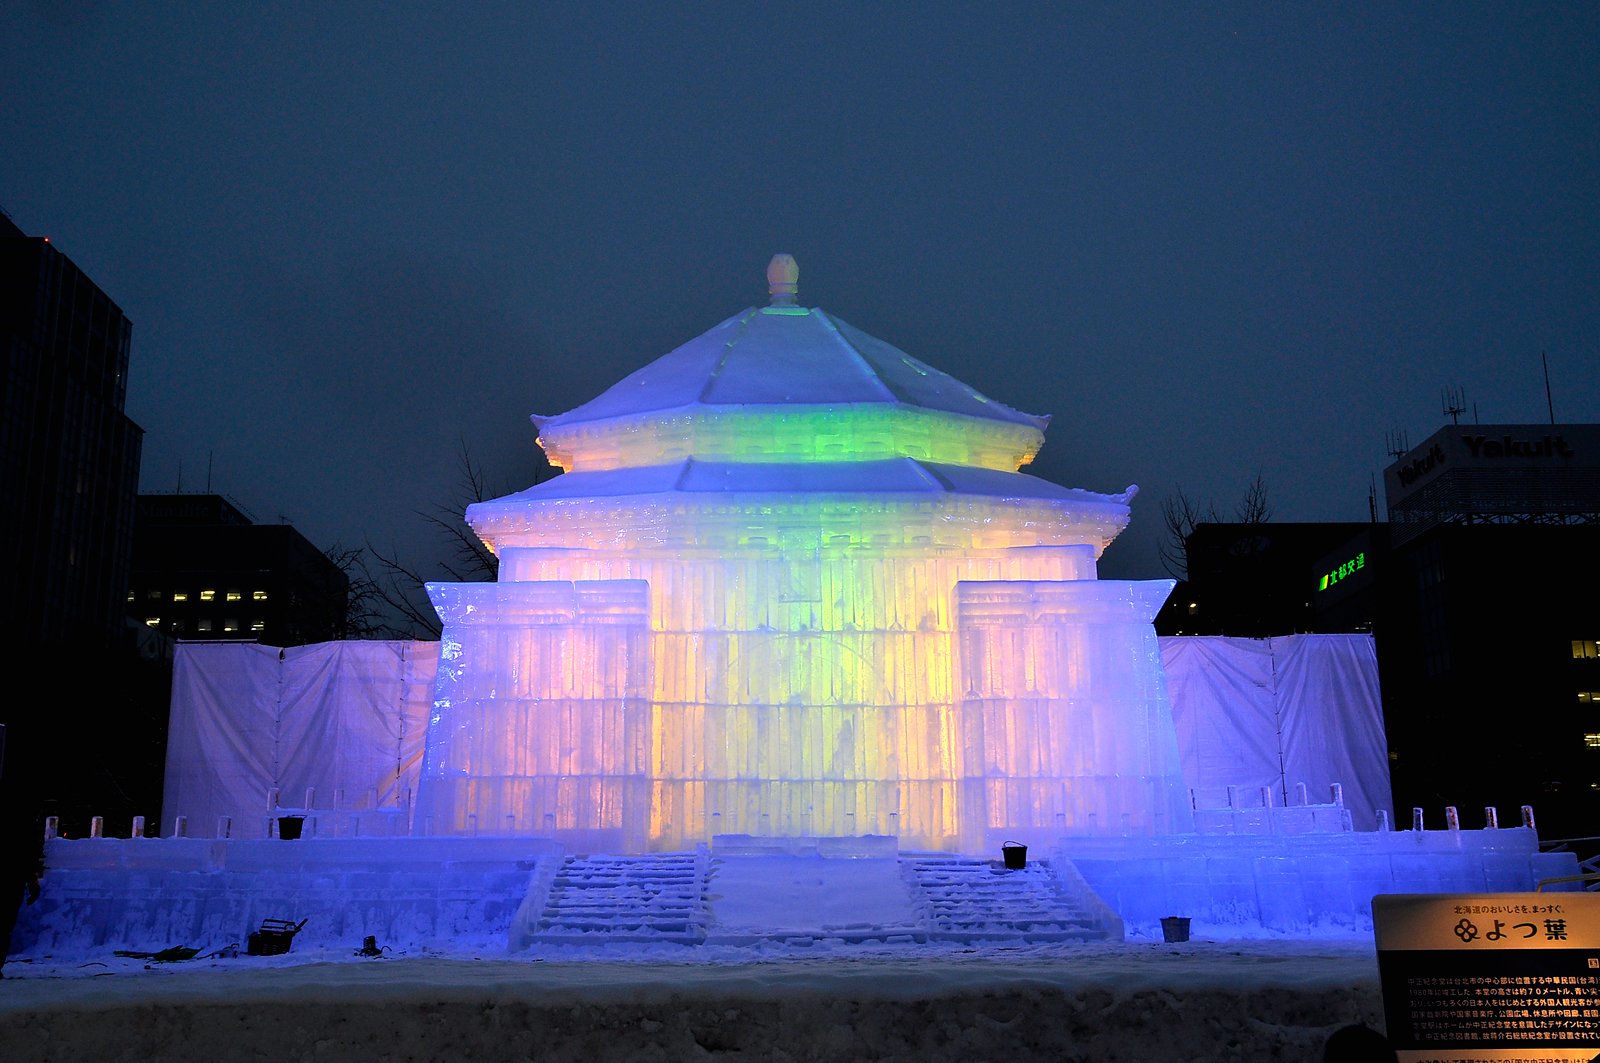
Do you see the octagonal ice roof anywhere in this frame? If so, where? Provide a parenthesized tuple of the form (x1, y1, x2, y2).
(535, 305, 1048, 434)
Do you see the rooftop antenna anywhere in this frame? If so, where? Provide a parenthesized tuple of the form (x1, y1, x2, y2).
(1368, 474, 1378, 523)
(176, 458, 183, 495)
(1473, 401, 1479, 424)
(1441, 386, 1467, 425)
(206, 450, 213, 494)
(1384, 428, 1410, 461)
(1543, 352, 1555, 424)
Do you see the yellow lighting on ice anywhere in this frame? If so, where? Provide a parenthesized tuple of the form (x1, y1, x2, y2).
(413, 257, 1189, 854)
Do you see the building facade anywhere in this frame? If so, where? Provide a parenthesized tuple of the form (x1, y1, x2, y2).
(0, 212, 144, 647)
(1379, 425, 1600, 837)
(1154, 521, 1380, 637)
(129, 494, 351, 646)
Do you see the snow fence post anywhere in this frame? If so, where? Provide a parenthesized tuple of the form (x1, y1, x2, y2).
(44, 815, 58, 840)
(172, 815, 186, 838)
(217, 815, 231, 839)
(90, 816, 103, 838)
(1413, 808, 1425, 832)
(132, 816, 145, 838)
(1522, 805, 1537, 830)
(1445, 806, 1460, 831)
(1484, 806, 1498, 829)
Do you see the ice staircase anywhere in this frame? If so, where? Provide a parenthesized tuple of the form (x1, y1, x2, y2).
(902, 855, 1124, 943)
(509, 851, 710, 949)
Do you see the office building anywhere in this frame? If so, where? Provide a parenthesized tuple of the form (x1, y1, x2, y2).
(1154, 522, 1380, 637)
(0, 211, 144, 646)
(1379, 425, 1600, 837)
(129, 494, 351, 646)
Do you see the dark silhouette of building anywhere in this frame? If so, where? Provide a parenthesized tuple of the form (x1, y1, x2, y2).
(1154, 522, 1379, 637)
(1378, 425, 1600, 839)
(0, 211, 143, 647)
(1, 212, 153, 964)
(130, 494, 351, 646)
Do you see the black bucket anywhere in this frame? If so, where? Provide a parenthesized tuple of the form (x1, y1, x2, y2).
(1161, 916, 1191, 943)
(277, 816, 304, 840)
(1001, 841, 1027, 870)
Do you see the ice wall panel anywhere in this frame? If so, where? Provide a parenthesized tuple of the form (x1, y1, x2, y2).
(955, 580, 1193, 845)
(499, 548, 1098, 633)
(415, 581, 651, 847)
(417, 569, 1187, 850)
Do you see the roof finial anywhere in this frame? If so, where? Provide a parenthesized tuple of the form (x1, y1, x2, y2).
(767, 254, 799, 307)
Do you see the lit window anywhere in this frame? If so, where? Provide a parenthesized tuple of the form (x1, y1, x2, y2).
(223, 619, 238, 632)
(1187, 603, 1199, 615)
(253, 590, 268, 600)
(172, 592, 187, 602)
(197, 619, 212, 632)
(1582, 693, 1600, 703)
(1575, 640, 1599, 659)
(250, 620, 265, 632)
(200, 590, 215, 601)
(171, 620, 186, 633)
(147, 589, 161, 599)
(226, 590, 241, 601)
(1585, 734, 1600, 748)
(145, 617, 160, 627)
(126, 590, 135, 602)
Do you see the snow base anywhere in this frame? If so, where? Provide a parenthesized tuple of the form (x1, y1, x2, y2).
(1, 945, 1382, 1063)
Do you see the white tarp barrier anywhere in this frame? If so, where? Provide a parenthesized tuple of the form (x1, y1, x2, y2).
(1160, 634, 1392, 831)
(162, 641, 438, 838)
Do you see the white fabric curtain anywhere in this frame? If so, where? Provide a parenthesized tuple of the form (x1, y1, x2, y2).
(1160, 634, 1392, 831)
(160, 641, 438, 838)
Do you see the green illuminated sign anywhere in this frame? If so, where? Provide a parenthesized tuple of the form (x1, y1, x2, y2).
(1318, 552, 1365, 592)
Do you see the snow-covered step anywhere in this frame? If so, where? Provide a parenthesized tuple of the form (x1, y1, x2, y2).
(515, 852, 710, 947)
(703, 854, 922, 945)
(903, 855, 1123, 943)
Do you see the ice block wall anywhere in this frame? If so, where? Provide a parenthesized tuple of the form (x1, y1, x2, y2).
(417, 530, 1189, 852)
(956, 581, 1193, 849)
(417, 580, 652, 851)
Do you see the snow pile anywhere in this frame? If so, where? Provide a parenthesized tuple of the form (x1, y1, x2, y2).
(1, 942, 1384, 1063)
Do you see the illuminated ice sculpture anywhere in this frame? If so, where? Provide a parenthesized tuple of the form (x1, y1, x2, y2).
(415, 256, 1191, 852)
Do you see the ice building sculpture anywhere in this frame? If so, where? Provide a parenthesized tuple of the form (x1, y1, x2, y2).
(415, 255, 1192, 853)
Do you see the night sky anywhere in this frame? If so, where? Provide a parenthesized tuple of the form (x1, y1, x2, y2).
(3, 3, 1595, 583)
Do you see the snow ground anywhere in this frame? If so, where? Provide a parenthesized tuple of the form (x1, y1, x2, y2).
(1, 938, 1383, 1063)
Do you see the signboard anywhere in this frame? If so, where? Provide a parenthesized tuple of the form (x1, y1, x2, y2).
(1382, 424, 1599, 506)
(1313, 529, 1375, 612)
(1374, 892, 1600, 1062)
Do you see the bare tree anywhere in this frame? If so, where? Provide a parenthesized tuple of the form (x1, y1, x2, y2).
(323, 543, 392, 640)
(1159, 487, 1218, 580)
(1160, 474, 1273, 579)
(1234, 471, 1274, 524)
(362, 439, 559, 639)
